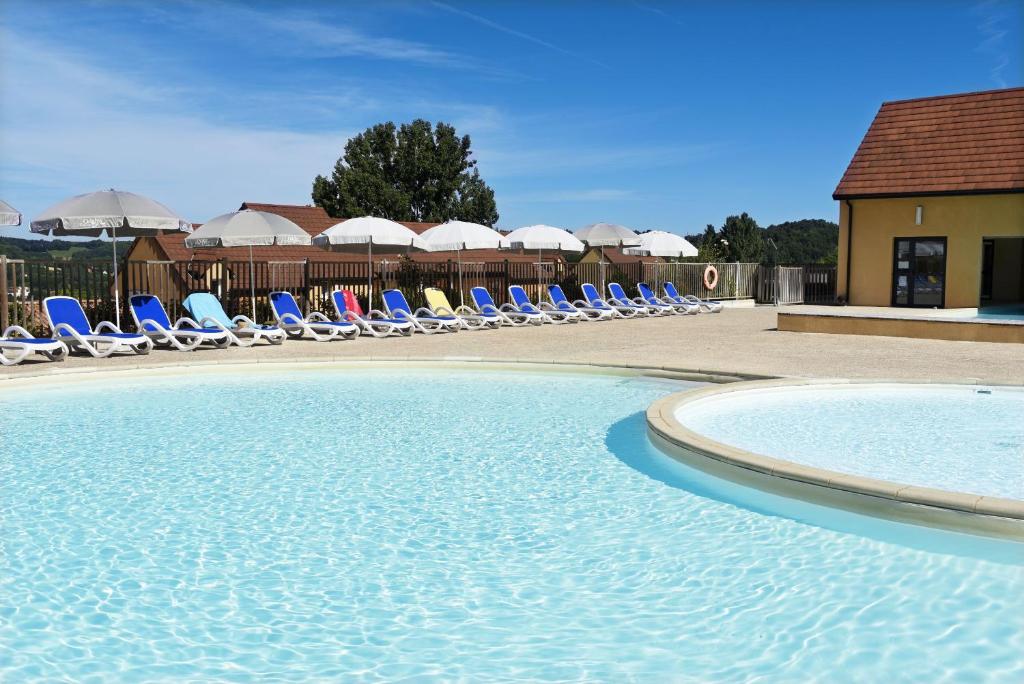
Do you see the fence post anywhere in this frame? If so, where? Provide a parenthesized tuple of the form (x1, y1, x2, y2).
(303, 258, 311, 315)
(0, 254, 7, 331)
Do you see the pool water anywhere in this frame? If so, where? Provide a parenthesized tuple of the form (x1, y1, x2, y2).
(1, 369, 1022, 681)
(679, 384, 1024, 501)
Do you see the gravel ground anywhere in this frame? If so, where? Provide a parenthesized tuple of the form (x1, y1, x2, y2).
(3, 306, 1022, 384)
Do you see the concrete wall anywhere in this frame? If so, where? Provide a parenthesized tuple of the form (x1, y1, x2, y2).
(837, 194, 1024, 308)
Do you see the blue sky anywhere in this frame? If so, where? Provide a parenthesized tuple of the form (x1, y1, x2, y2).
(1, 0, 1020, 239)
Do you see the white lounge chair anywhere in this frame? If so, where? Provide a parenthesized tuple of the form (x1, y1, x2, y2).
(637, 282, 691, 314)
(424, 288, 496, 330)
(270, 291, 359, 342)
(580, 283, 640, 318)
(130, 294, 231, 351)
(508, 285, 576, 324)
(470, 287, 538, 326)
(330, 290, 412, 337)
(664, 282, 723, 313)
(548, 284, 612, 321)
(44, 296, 153, 357)
(181, 292, 285, 347)
(608, 282, 669, 316)
(381, 289, 460, 334)
(0, 326, 68, 366)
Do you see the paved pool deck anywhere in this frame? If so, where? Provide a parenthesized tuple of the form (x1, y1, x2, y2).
(3, 306, 1022, 384)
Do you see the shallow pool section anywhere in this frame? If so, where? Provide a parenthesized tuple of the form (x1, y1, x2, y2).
(2, 368, 1023, 681)
(678, 383, 1024, 501)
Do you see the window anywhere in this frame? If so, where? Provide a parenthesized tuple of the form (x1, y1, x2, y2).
(891, 237, 946, 307)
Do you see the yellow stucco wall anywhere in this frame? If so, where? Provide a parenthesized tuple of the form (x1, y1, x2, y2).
(837, 194, 1024, 308)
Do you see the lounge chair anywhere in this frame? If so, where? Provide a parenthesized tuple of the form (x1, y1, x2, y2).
(424, 288, 496, 330)
(330, 290, 411, 337)
(269, 291, 359, 342)
(44, 296, 153, 357)
(181, 292, 285, 346)
(580, 283, 640, 318)
(548, 284, 612, 321)
(508, 285, 577, 324)
(381, 289, 460, 334)
(664, 281, 723, 313)
(0, 326, 68, 366)
(608, 282, 670, 316)
(637, 282, 693, 315)
(470, 287, 538, 326)
(129, 294, 231, 351)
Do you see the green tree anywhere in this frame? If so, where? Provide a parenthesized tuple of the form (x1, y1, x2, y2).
(720, 213, 765, 263)
(312, 119, 499, 225)
(694, 224, 725, 262)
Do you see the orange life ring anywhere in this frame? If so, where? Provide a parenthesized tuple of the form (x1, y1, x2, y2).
(703, 265, 719, 290)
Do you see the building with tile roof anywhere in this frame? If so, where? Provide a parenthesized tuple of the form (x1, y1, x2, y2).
(834, 87, 1023, 308)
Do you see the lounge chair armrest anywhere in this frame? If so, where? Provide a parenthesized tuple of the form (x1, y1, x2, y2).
(173, 316, 204, 329)
(414, 307, 438, 317)
(498, 303, 519, 312)
(94, 320, 122, 334)
(232, 314, 257, 326)
(137, 318, 170, 334)
(306, 311, 331, 323)
(198, 316, 230, 331)
(364, 308, 390, 320)
(2, 325, 35, 339)
(454, 305, 480, 317)
(278, 312, 305, 325)
(571, 299, 590, 308)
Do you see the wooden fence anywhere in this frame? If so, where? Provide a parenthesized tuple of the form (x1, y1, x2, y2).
(2, 254, 837, 334)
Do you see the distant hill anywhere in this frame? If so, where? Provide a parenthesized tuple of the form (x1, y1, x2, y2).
(0, 236, 129, 261)
(686, 218, 838, 265)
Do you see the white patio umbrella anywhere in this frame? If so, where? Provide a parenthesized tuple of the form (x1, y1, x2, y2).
(503, 224, 584, 294)
(185, 209, 311, 320)
(313, 216, 427, 309)
(0, 200, 21, 226)
(575, 222, 640, 290)
(420, 220, 509, 305)
(31, 189, 190, 327)
(623, 230, 698, 258)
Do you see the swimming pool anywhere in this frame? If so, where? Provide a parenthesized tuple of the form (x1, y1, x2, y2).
(677, 383, 1024, 501)
(2, 367, 1022, 681)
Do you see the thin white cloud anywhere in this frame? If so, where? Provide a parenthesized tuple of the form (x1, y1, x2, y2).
(973, 0, 1013, 88)
(430, 1, 607, 68)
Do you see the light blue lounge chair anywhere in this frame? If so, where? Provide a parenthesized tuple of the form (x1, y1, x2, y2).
(130, 294, 231, 351)
(608, 282, 666, 316)
(548, 284, 612, 321)
(508, 285, 575, 324)
(664, 281, 723, 313)
(330, 290, 411, 337)
(270, 291, 359, 342)
(181, 292, 285, 347)
(637, 282, 689, 315)
(580, 283, 639, 318)
(470, 287, 537, 326)
(44, 296, 153, 357)
(0, 326, 68, 366)
(381, 289, 460, 334)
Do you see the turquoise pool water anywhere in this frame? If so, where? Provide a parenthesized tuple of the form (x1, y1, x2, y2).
(1, 368, 1022, 681)
(679, 384, 1024, 501)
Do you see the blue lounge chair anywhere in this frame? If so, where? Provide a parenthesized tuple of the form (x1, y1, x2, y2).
(0, 326, 68, 366)
(130, 294, 231, 351)
(330, 290, 411, 338)
(580, 283, 639, 318)
(424, 288, 495, 330)
(664, 281, 723, 313)
(469, 287, 538, 326)
(548, 284, 612, 321)
(608, 282, 667, 316)
(44, 296, 153, 357)
(270, 291, 359, 342)
(381, 289, 460, 334)
(637, 282, 689, 315)
(181, 292, 285, 346)
(508, 285, 576, 324)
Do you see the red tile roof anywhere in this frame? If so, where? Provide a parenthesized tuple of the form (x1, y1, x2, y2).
(833, 87, 1024, 199)
(582, 247, 662, 265)
(140, 202, 542, 263)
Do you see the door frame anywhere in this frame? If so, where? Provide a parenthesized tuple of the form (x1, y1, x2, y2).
(891, 236, 948, 308)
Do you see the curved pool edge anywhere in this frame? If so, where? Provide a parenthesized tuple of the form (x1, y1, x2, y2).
(646, 379, 1024, 541)
(0, 355, 770, 389)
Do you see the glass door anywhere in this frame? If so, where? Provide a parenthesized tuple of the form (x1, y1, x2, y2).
(892, 237, 947, 307)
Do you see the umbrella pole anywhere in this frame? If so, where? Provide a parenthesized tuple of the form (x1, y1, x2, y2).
(249, 245, 256, 321)
(538, 247, 542, 300)
(458, 247, 464, 306)
(111, 223, 120, 328)
(368, 241, 373, 311)
(600, 244, 605, 292)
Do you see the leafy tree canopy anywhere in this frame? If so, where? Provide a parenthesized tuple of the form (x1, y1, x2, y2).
(312, 119, 499, 226)
(687, 215, 838, 264)
(0, 236, 129, 261)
